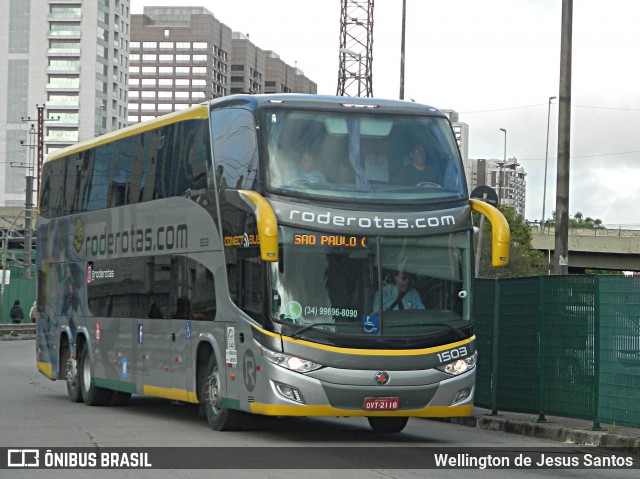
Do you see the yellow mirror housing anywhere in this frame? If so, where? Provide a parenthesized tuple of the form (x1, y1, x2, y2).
(470, 199, 510, 267)
(238, 190, 279, 262)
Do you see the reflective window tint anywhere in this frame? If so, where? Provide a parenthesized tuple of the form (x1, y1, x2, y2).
(86, 255, 216, 321)
(39, 119, 214, 217)
(210, 107, 259, 190)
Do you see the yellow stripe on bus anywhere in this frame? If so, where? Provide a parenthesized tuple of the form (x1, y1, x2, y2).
(143, 385, 199, 404)
(250, 403, 473, 418)
(283, 335, 475, 356)
(249, 322, 475, 356)
(37, 361, 54, 379)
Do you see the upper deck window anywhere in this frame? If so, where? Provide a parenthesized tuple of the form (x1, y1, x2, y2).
(263, 110, 466, 202)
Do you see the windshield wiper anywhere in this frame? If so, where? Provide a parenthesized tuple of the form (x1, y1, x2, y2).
(289, 322, 354, 339)
(385, 322, 467, 339)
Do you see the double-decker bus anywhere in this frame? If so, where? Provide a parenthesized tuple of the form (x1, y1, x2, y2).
(36, 94, 509, 433)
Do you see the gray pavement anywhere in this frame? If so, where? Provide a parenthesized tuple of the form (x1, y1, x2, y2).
(3, 333, 639, 454)
(439, 407, 640, 454)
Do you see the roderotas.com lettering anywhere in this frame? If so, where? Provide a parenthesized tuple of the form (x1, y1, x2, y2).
(85, 224, 188, 258)
(289, 209, 456, 229)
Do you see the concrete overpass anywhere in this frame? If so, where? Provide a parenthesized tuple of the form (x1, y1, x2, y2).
(532, 228, 640, 271)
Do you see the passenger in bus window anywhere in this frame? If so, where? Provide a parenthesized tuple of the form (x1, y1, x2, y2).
(171, 298, 191, 319)
(373, 271, 425, 311)
(147, 303, 163, 319)
(396, 144, 440, 187)
(294, 151, 326, 184)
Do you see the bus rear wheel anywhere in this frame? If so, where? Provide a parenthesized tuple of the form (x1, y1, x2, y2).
(66, 356, 82, 403)
(62, 338, 82, 403)
(79, 345, 112, 406)
(367, 417, 409, 433)
(200, 355, 245, 431)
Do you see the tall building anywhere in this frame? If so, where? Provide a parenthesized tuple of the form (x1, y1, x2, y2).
(128, 7, 231, 123)
(469, 158, 527, 217)
(0, 0, 130, 207)
(442, 110, 470, 191)
(230, 36, 316, 95)
(440, 109, 526, 215)
(129, 6, 316, 124)
(264, 51, 316, 94)
(230, 32, 264, 95)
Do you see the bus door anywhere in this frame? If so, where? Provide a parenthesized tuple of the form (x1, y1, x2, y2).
(169, 313, 194, 398)
(167, 255, 198, 399)
(140, 254, 186, 395)
(141, 312, 174, 394)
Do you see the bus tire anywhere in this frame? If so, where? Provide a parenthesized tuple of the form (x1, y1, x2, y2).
(62, 338, 82, 403)
(66, 356, 82, 403)
(79, 345, 111, 406)
(200, 355, 244, 431)
(367, 417, 409, 433)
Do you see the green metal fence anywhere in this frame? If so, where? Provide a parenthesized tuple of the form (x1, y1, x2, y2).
(474, 275, 640, 428)
(0, 269, 36, 324)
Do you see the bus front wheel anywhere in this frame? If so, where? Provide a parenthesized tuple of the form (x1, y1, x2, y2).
(200, 355, 244, 431)
(367, 417, 409, 433)
(79, 345, 112, 406)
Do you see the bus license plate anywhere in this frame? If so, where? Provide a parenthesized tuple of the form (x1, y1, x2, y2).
(363, 397, 400, 411)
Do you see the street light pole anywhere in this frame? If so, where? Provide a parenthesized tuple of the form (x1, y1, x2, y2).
(399, 0, 406, 100)
(541, 96, 557, 231)
(499, 128, 507, 203)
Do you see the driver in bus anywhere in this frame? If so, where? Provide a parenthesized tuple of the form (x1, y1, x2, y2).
(397, 143, 439, 187)
(373, 270, 425, 311)
(294, 151, 326, 184)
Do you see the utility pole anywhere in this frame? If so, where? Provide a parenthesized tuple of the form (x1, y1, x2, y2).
(554, 0, 572, 275)
(36, 104, 45, 204)
(17, 121, 37, 279)
(399, 0, 406, 100)
(541, 96, 556, 231)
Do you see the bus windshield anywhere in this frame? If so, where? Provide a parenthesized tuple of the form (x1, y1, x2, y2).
(263, 109, 466, 201)
(270, 227, 472, 341)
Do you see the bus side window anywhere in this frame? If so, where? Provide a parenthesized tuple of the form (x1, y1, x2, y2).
(210, 107, 259, 191)
(238, 249, 265, 322)
(87, 142, 117, 211)
(186, 257, 217, 321)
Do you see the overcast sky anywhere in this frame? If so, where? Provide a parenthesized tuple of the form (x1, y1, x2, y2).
(133, 0, 640, 227)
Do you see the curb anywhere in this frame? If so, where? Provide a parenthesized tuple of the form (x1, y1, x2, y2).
(0, 333, 35, 341)
(438, 415, 640, 454)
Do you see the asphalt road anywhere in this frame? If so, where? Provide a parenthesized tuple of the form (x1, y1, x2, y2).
(1, 339, 637, 479)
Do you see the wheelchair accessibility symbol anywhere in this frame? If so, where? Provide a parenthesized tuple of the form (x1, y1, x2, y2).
(362, 314, 379, 334)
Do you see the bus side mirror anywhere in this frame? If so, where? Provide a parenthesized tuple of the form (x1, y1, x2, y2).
(470, 199, 510, 267)
(238, 190, 279, 262)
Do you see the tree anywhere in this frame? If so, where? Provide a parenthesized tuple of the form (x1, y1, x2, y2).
(474, 205, 547, 278)
(545, 211, 605, 229)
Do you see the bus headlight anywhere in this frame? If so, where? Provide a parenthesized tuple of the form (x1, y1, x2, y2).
(260, 346, 323, 373)
(436, 352, 477, 376)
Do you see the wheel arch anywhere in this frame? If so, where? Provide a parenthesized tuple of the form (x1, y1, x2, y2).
(195, 335, 222, 403)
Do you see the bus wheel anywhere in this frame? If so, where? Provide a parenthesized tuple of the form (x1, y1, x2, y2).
(79, 345, 111, 406)
(201, 355, 244, 431)
(62, 338, 82, 403)
(367, 417, 409, 433)
(66, 356, 82, 403)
